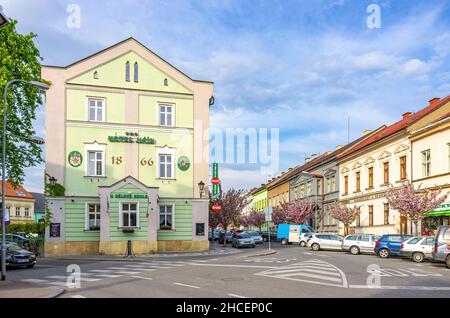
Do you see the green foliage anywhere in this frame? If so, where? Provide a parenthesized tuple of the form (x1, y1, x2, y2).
(0, 222, 45, 236)
(0, 19, 46, 186)
(44, 172, 65, 197)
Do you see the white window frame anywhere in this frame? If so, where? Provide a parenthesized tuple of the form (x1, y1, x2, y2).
(421, 149, 431, 177)
(85, 203, 101, 230)
(15, 207, 20, 217)
(24, 207, 30, 217)
(119, 201, 140, 228)
(87, 98, 105, 122)
(156, 146, 176, 179)
(159, 204, 175, 230)
(85, 142, 106, 177)
(158, 103, 175, 127)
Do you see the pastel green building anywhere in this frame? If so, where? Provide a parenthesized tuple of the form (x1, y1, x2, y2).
(251, 186, 268, 212)
(42, 38, 213, 255)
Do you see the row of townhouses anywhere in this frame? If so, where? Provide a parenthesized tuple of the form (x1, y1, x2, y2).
(250, 96, 450, 236)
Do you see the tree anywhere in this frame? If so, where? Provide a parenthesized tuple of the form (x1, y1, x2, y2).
(247, 209, 266, 232)
(271, 205, 289, 225)
(0, 20, 46, 186)
(386, 180, 447, 235)
(272, 198, 315, 225)
(331, 204, 361, 235)
(238, 214, 250, 229)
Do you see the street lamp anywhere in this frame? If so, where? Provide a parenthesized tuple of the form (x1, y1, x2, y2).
(198, 181, 205, 198)
(1, 79, 48, 281)
(49, 176, 57, 186)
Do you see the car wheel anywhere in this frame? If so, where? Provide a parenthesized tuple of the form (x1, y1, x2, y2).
(412, 252, 424, 263)
(350, 246, 360, 255)
(300, 241, 306, 247)
(445, 255, 450, 269)
(311, 243, 320, 251)
(378, 248, 389, 258)
(252, 245, 256, 248)
(281, 239, 288, 245)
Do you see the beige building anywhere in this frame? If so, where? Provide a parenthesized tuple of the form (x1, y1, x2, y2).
(0, 181, 35, 224)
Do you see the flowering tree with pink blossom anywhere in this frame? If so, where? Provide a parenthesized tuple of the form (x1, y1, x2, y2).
(331, 204, 361, 235)
(272, 198, 315, 226)
(386, 180, 447, 235)
(238, 214, 250, 229)
(271, 206, 289, 225)
(248, 209, 266, 232)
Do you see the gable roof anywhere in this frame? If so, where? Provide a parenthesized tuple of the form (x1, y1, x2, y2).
(42, 37, 213, 84)
(0, 181, 35, 200)
(30, 192, 45, 212)
(337, 95, 450, 160)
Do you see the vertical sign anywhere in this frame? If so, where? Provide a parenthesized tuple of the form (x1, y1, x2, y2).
(212, 163, 219, 200)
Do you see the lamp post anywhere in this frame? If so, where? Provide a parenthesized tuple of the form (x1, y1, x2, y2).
(49, 176, 57, 187)
(197, 181, 205, 198)
(2, 79, 48, 281)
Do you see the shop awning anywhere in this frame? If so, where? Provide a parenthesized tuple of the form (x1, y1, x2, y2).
(424, 210, 450, 217)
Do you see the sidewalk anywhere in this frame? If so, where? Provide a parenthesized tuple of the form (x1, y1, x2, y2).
(0, 280, 64, 298)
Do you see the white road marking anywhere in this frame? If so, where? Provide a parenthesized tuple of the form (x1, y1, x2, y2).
(228, 293, 247, 298)
(20, 279, 48, 284)
(88, 269, 115, 273)
(130, 275, 153, 280)
(112, 271, 141, 275)
(92, 274, 124, 278)
(266, 267, 342, 277)
(277, 271, 343, 283)
(173, 282, 201, 289)
(47, 281, 68, 287)
(191, 263, 276, 269)
(348, 285, 450, 291)
(70, 295, 86, 298)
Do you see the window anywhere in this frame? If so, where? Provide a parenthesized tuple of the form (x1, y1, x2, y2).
(355, 171, 361, 192)
(326, 178, 330, 193)
(383, 162, 389, 184)
(87, 151, 104, 176)
(331, 176, 336, 192)
(86, 203, 100, 230)
(15, 207, 20, 217)
(317, 181, 321, 195)
(93, 71, 99, 79)
(388, 236, 402, 242)
(421, 150, 431, 177)
(344, 175, 348, 194)
(196, 223, 205, 236)
(24, 208, 29, 217)
(125, 61, 130, 81)
(159, 205, 173, 230)
(306, 182, 312, 194)
(408, 237, 422, 244)
(384, 203, 389, 225)
(88, 98, 104, 122)
(134, 62, 139, 82)
(163, 78, 168, 86)
(347, 235, 358, 241)
(121, 203, 138, 227)
(369, 205, 374, 226)
(400, 156, 407, 180)
(159, 104, 174, 127)
(421, 237, 434, 246)
(360, 235, 371, 242)
(368, 167, 373, 188)
(158, 154, 173, 179)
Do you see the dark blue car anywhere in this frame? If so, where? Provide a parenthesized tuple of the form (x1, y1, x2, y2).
(374, 234, 413, 258)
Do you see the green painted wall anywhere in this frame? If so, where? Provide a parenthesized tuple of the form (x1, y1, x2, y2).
(157, 199, 192, 241)
(67, 51, 192, 95)
(138, 95, 193, 128)
(65, 199, 100, 242)
(109, 184, 148, 242)
(252, 188, 268, 211)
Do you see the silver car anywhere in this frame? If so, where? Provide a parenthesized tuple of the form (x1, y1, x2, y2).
(432, 226, 450, 268)
(342, 234, 379, 255)
(307, 233, 344, 251)
(400, 236, 434, 263)
(244, 231, 263, 244)
(232, 233, 256, 248)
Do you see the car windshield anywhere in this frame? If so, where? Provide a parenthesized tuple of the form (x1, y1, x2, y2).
(238, 233, 251, 239)
(247, 232, 258, 236)
(7, 244, 25, 252)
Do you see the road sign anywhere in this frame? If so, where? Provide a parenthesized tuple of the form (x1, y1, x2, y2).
(212, 163, 219, 200)
(263, 206, 272, 221)
(211, 177, 220, 185)
(211, 204, 222, 212)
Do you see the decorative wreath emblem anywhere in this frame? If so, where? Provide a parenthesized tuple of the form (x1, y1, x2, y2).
(177, 156, 190, 171)
(68, 151, 83, 167)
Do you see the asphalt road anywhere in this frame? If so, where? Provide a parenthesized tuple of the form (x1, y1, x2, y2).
(4, 242, 450, 298)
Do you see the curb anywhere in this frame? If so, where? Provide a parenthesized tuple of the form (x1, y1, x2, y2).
(246, 249, 277, 258)
(47, 287, 65, 298)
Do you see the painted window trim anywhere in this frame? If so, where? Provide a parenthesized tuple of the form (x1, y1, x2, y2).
(119, 201, 140, 228)
(156, 146, 176, 179)
(158, 103, 176, 127)
(158, 203, 176, 230)
(87, 97, 106, 122)
(84, 142, 106, 177)
(85, 202, 101, 230)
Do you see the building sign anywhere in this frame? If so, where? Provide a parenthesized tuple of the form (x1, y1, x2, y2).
(50, 223, 61, 237)
(68, 151, 83, 167)
(177, 156, 190, 171)
(110, 193, 148, 199)
(108, 132, 155, 144)
(435, 202, 450, 211)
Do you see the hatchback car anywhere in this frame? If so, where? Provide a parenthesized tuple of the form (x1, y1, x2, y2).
(0, 242, 36, 268)
(307, 233, 344, 251)
(432, 226, 450, 268)
(342, 234, 379, 255)
(374, 234, 413, 258)
(244, 231, 263, 244)
(260, 231, 278, 242)
(232, 233, 256, 248)
(399, 236, 434, 263)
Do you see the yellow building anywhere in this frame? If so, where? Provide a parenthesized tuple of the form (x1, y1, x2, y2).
(0, 181, 35, 224)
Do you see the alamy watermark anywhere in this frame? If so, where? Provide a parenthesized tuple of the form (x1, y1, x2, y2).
(66, 4, 81, 29)
(367, 3, 381, 29)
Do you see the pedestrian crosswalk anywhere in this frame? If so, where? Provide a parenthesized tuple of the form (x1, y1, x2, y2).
(20, 260, 207, 288)
(255, 259, 348, 288)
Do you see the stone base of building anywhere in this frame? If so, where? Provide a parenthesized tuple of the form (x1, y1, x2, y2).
(44, 240, 209, 256)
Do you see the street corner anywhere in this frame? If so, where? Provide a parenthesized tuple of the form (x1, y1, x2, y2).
(0, 280, 65, 298)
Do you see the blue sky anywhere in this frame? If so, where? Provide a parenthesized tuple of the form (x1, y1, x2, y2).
(3, 0, 450, 192)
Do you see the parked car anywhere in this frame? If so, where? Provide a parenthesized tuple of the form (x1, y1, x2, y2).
(299, 232, 314, 247)
(5, 234, 31, 250)
(399, 236, 434, 263)
(307, 233, 344, 251)
(260, 231, 278, 242)
(0, 242, 36, 268)
(218, 231, 233, 244)
(432, 226, 450, 268)
(342, 234, 379, 255)
(208, 230, 220, 241)
(232, 233, 256, 248)
(374, 234, 413, 258)
(244, 231, 263, 244)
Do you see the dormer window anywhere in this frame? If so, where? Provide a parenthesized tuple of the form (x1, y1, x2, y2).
(125, 61, 130, 82)
(134, 62, 139, 82)
(164, 78, 168, 86)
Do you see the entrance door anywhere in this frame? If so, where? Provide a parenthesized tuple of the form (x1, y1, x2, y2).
(400, 215, 407, 234)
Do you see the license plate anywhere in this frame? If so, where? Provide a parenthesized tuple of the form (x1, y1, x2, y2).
(16, 259, 29, 263)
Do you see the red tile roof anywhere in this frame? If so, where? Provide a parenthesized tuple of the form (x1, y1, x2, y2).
(0, 181, 35, 200)
(337, 95, 450, 159)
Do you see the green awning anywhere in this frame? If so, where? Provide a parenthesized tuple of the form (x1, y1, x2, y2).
(424, 210, 450, 217)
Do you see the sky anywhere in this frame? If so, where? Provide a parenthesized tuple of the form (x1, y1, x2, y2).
(3, 0, 450, 193)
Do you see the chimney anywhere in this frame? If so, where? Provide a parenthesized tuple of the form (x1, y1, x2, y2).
(363, 129, 372, 135)
(402, 112, 412, 119)
(310, 153, 317, 160)
(429, 97, 440, 107)
(288, 168, 293, 171)
(335, 145, 343, 150)
(305, 157, 310, 163)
